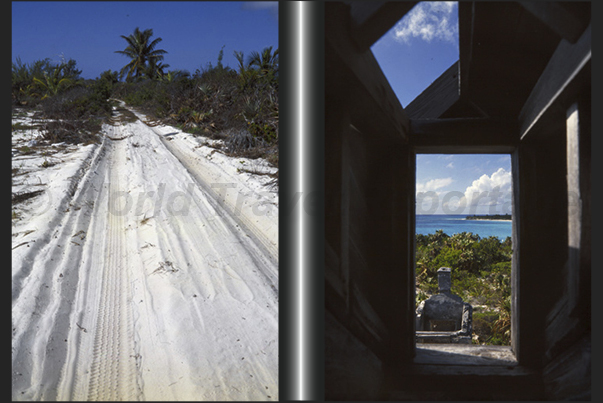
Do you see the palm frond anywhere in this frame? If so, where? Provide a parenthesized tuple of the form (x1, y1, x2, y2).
(116, 27, 168, 82)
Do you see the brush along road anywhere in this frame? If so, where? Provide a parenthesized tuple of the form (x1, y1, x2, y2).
(11, 109, 278, 401)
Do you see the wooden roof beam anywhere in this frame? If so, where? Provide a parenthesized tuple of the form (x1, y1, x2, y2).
(519, 2, 590, 44)
(404, 61, 460, 119)
(519, 24, 591, 141)
(326, 3, 410, 143)
(410, 118, 518, 153)
(348, 2, 418, 52)
(458, 1, 475, 99)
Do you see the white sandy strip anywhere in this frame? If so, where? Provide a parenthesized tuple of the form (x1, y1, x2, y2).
(12, 117, 278, 400)
(132, 109, 278, 261)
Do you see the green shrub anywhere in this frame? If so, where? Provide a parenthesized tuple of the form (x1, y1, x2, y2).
(472, 311, 498, 343)
(12, 57, 55, 105)
(38, 84, 111, 144)
(110, 46, 279, 164)
(12, 57, 112, 144)
(415, 231, 513, 345)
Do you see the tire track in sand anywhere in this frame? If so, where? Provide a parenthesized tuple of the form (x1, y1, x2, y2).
(87, 136, 139, 401)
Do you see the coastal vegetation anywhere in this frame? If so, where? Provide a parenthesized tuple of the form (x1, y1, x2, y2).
(12, 27, 278, 165)
(466, 214, 512, 220)
(416, 230, 512, 345)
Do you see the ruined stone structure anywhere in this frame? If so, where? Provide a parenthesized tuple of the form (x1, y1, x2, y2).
(416, 268, 472, 344)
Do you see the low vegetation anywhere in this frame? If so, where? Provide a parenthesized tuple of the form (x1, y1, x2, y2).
(111, 43, 279, 165)
(12, 27, 278, 166)
(12, 57, 116, 144)
(416, 230, 512, 345)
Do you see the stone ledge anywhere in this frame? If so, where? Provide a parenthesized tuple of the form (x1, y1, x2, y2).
(414, 343, 518, 366)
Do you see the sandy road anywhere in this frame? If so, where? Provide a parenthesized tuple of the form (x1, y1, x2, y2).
(11, 111, 278, 401)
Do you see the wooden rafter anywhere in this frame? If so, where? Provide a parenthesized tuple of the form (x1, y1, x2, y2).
(348, 1, 418, 52)
(326, 2, 409, 142)
(520, 2, 590, 44)
(410, 118, 518, 153)
(458, 1, 475, 99)
(404, 61, 460, 119)
(519, 24, 591, 140)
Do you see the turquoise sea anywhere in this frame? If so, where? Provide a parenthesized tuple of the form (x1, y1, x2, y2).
(416, 214, 512, 240)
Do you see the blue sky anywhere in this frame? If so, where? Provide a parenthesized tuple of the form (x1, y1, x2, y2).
(415, 154, 513, 216)
(372, 2, 513, 215)
(371, 1, 459, 108)
(12, 1, 279, 79)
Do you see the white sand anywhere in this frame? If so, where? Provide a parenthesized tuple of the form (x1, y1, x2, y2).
(12, 106, 278, 401)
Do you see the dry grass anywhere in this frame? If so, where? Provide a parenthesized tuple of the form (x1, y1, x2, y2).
(12, 189, 44, 204)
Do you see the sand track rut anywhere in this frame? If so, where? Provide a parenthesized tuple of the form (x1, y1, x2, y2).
(12, 115, 278, 401)
(87, 139, 139, 401)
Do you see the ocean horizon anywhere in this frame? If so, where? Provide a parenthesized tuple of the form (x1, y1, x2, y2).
(416, 214, 512, 240)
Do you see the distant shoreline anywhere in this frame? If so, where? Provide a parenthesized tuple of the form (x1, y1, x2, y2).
(465, 214, 512, 221)
(416, 215, 512, 239)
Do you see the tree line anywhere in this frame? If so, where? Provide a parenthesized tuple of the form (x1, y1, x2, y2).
(465, 214, 512, 220)
(12, 27, 279, 164)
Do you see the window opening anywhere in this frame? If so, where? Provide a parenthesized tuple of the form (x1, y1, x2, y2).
(415, 153, 516, 365)
(371, 1, 459, 108)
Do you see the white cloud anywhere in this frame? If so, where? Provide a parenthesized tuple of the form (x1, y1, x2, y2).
(241, 2, 278, 18)
(416, 178, 453, 214)
(416, 177, 453, 194)
(464, 168, 512, 204)
(416, 167, 513, 215)
(393, 1, 458, 44)
(447, 168, 513, 214)
(446, 162, 454, 169)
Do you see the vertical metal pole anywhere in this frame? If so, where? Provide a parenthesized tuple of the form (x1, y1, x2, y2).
(280, 1, 324, 400)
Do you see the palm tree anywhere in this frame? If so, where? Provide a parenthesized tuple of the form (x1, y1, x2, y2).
(145, 58, 170, 80)
(115, 27, 167, 82)
(247, 46, 279, 78)
(161, 69, 190, 83)
(234, 50, 247, 73)
(31, 63, 79, 99)
(234, 47, 279, 88)
(12, 58, 55, 103)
